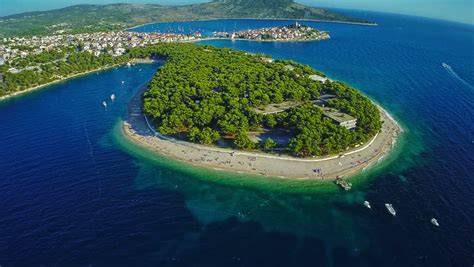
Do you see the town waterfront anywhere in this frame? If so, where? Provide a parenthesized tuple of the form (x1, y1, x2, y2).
(1, 10, 473, 266)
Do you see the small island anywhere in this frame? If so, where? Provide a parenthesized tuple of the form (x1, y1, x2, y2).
(123, 43, 401, 179)
(213, 22, 330, 42)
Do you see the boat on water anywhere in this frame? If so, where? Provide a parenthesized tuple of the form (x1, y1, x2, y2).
(431, 218, 439, 227)
(335, 176, 352, 191)
(385, 203, 396, 216)
(110, 94, 116, 101)
(364, 201, 371, 209)
(126, 62, 131, 67)
(121, 81, 125, 84)
(102, 101, 107, 108)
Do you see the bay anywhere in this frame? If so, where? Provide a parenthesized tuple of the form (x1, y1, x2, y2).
(1, 10, 473, 266)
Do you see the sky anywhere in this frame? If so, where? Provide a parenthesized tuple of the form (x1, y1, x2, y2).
(300, 0, 474, 25)
(0, 0, 472, 24)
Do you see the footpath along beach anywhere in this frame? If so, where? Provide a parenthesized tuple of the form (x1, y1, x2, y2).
(123, 84, 402, 180)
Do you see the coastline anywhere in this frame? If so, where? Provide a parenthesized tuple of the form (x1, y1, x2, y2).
(190, 36, 330, 43)
(126, 17, 377, 32)
(0, 58, 154, 102)
(2, 15, 367, 103)
(122, 84, 402, 180)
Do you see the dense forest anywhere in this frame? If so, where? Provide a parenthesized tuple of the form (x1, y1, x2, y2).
(128, 43, 382, 157)
(0, 43, 381, 156)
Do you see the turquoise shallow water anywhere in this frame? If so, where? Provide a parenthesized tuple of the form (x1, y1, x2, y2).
(1, 10, 473, 266)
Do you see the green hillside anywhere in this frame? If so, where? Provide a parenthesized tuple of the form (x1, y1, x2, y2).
(0, 0, 373, 37)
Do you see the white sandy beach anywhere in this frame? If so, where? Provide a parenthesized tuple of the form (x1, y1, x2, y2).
(123, 85, 402, 180)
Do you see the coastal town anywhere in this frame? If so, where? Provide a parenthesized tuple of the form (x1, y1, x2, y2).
(0, 22, 328, 72)
(0, 31, 203, 67)
(213, 22, 330, 41)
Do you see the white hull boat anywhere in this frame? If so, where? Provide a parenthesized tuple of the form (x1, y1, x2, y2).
(385, 203, 396, 216)
(364, 201, 371, 209)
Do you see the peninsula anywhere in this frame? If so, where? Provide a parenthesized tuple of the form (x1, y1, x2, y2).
(0, 0, 375, 38)
(213, 22, 330, 42)
(122, 44, 401, 179)
(0, 29, 401, 179)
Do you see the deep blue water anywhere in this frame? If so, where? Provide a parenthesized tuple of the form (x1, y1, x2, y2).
(1, 11, 474, 266)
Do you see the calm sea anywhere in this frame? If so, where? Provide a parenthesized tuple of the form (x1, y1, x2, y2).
(1, 10, 473, 266)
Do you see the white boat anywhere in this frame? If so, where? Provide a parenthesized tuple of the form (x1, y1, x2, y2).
(102, 101, 107, 108)
(431, 218, 439, 227)
(126, 62, 131, 67)
(364, 201, 371, 209)
(110, 94, 116, 101)
(121, 81, 125, 84)
(385, 203, 396, 216)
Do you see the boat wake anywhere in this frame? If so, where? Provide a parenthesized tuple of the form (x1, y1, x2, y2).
(442, 63, 474, 90)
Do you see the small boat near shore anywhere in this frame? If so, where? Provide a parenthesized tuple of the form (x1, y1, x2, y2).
(110, 94, 116, 101)
(102, 101, 107, 108)
(364, 201, 371, 209)
(431, 218, 439, 227)
(385, 203, 396, 216)
(335, 176, 352, 191)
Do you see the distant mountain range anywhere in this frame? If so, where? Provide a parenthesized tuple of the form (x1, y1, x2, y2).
(0, 0, 374, 37)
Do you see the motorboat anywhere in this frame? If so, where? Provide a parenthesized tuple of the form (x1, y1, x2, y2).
(102, 101, 107, 108)
(431, 218, 439, 227)
(385, 203, 396, 216)
(110, 94, 116, 101)
(364, 201, 371, 209)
